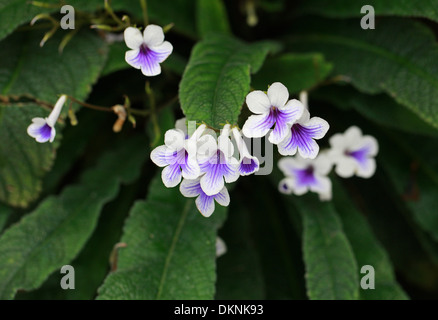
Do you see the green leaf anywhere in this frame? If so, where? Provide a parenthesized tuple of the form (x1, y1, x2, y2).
(0, 30, 107, 102)
(0, 202, 12, 232)
(295, 195, 359, 300)
(97, 175, 228, 300)
(252, 53, 333, 94)
(0, 105, 57, 207)
(289, 18, 438, 130)
(379, 132, 438, 243)
(179, 35, 276, 128)
(298, 0, 438, 23)
(0, 137, 147, 299)
(332, 179, 408, 300)
(242, 176, 306, 299)
(196, 0, 231, 38)
(314, 85, 438, 137)
(215, 196, 265, 299)
(0, 0, 54, 42)
(0, 30, 108, 207)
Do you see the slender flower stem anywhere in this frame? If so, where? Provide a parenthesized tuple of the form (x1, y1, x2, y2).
(104, 0, 124, 27)
(67, 96, 114, 112)
(146, 81, 160, 146)
(140, 0, 149, 26)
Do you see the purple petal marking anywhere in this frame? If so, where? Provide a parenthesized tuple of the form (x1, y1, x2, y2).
(239, 157, 258, 175)
(347, 146, 370, 167)
(200, 150, 236, 194)
(196, 192, 215, 216)
(282, 124, 322, 153)
(294, 166, 318, 188)
(163, 162, 182, 186)
(181, 180, 203, 197)
(271, 107, 299, 141)
(128, 44, 168, 74)
(38, 124, 52, 141)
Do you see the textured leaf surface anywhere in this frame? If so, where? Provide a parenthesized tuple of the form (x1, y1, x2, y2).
(215, 197, 265, 299)
(0, 30, 107, 207)
(97, 176, 227, 300)
(298, 0, 438, 22)
(295, 196, 359, 300)
(314, 85, 438, 137)
(179, 35, 275, 128)
(196, 0, 230, 37)
(252, 53, 332, 94)
(379, 133, 438, 243)
(290, 18, 438, 129)
(332, 179, 408, 300)
(0, 137, 147, 299)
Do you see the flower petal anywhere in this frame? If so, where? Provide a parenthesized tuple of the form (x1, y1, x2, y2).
(196, 193, 215, 217)
(125, 49, 141, 69)
(179, 178, 202, 198)
(149, 41, 173, 63)
(181, 154, 201, 180)
(239, 156, 259, 176)
(175, 117, 187, 136)
(334, 156, 357, 178)
(267, 82, 289, 108)
(278, 177, 294, 194)
(161, 163, 182, 187)
(242, 113, 274, 138)
(356, 157, 376, 178)
(143, 24, 164, 46)
(223, 161, 240, 183)
(200, 164, 225, 196)
(246, 90, 271, 114)
(124, 27, 144, 49)
(360, 136, 379, 157)
(278, 157, 306, 176)
(197, 134, 217, 161)
(310, 175, 332, 201)
(304, 117, 330, 140)
(213, 186, 230, 207)
(164, 129, 185, 150)
(151, 145, 176, 167)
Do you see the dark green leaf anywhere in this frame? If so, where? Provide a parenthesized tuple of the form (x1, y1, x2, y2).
(179, 35, 276, 128)
(313, 85, 438, 137)
(295, 195, 359, 300)
(332, 179, 408, 299)
(252, 53, 333, 94)
(97, 175, 228, 300)
(215, 196, 265, 299)
(298, 0, 438, 23)
(289, 18, 438, 129)
(0, 30, 108, 207)
(196, 0, 231, 38)
(0, 137, 147, 299)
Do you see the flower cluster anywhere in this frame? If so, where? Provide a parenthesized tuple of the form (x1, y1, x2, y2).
(151, 82, 330, 217)
(278, 126, 379, 200)
(151, 121, 258, 217)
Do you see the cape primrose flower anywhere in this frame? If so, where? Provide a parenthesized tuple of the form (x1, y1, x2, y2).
(328, 126, 378, 178)
(277, 108, 329, 159)
(231, 127, 259, 176)
(151, 124, 206, 188)
(180, 178, 230, 217)
(124, 25, 173, 76)
(27, 94, 67, 143)
(198, 124, 239, 196)
(278, 153, 333, 201)
(242, 82, 304, 144)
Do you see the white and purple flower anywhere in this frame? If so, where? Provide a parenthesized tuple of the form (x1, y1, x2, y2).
(124, 25, 173, 76)
(242, 82, 304, 144)
(277, 108, 329, 159)
(27, 94, 67, 143)
(198, 124, 240, 196)
(278, 153, 333, 201)
(328, 126, 378, 178)
(231, 127, 259, 176)
(180, 178, 230, 217)
(151, 124, 206, 188)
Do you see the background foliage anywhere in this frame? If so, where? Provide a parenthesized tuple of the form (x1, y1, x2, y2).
(1, 0, 438, 300)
